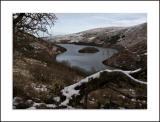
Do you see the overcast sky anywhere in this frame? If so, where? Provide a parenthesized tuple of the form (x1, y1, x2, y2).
(47, 13, 147, 36)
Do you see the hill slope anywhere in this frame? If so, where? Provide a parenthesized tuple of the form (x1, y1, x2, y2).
(13, 22, 147, 109)
(51, 23, 147, 49)
(13, 32, 85, 109)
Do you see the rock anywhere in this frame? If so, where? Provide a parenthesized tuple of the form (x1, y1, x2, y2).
(25, 100, 34, 107)
(13, 97, 28, 109)
(13, 97, 23, 106)
(34, 103, 47, 109)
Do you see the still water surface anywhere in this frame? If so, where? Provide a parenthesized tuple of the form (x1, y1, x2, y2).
(56, 44, 117, 74)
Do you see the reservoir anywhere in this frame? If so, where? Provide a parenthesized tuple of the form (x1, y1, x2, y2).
(56, 44, 117, 74)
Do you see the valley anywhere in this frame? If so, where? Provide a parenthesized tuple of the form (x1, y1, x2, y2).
(13, 22, 147, 109)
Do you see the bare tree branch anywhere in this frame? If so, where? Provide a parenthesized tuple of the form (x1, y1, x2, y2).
(13, 13, 57, 36)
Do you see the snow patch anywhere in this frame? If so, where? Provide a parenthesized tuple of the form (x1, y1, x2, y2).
(46, 104, 56, 108)
(124, 68, 141, 74)
(60, 71, 102, 106)
(144, 53, 147, 55)
(104, 68, 147, 85)
(28, 102, 56, 109)
(131, 98, 136, 102)
(60, 99, 70, 106)
(29, 42, 45, 50)
(53, 97, 60, 102)
(27, 106, 36, 109)
(31, 83, 48, 92)
(88, 36, 96, 40)
(119, 95, 126, 99)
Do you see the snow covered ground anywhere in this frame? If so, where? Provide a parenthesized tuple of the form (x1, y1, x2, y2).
(60, 68, 147, 107)
(13, 68, 147, 109)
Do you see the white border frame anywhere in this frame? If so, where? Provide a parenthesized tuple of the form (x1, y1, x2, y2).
(1, 1, 159, 121)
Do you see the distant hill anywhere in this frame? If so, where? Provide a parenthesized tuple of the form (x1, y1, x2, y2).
(50, 23, 147, 50)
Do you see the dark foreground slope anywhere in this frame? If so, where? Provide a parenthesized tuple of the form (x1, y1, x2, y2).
(13, 32, 85, 108)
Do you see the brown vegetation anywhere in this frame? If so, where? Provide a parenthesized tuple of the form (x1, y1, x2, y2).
(13, 32, 85, 105)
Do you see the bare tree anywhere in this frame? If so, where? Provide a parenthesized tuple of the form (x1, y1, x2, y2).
(13, 13, 57, 36)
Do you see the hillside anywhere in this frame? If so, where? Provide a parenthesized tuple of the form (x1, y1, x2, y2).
(13, 32, 86, 109)
(13, 23, 147, 109)
(51, 23, 147, 49)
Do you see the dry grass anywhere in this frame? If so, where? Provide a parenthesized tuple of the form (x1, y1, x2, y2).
(13, 55, 85, 102)
(13, 32, 86, 104)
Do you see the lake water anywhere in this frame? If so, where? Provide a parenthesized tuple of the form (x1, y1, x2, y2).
(56, 44, 118, 74)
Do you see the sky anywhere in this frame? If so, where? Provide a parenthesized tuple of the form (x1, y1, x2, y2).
(46, 13, 147, 36)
